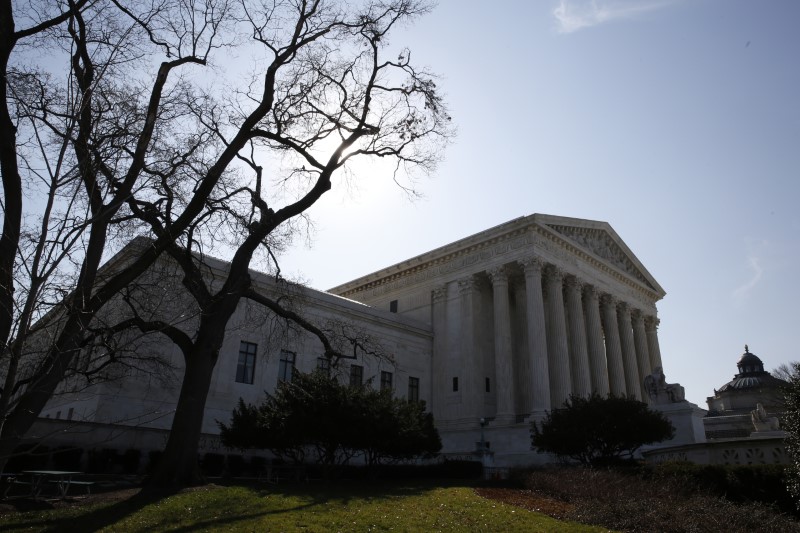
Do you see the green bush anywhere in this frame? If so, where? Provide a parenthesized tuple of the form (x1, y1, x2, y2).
(200, 453, 225, 477)
(436, 459, 482, 479)
(5, 443, 50, 472)
(87, 448, 118, 474)
(147, 450, 163, 473)
(52, 446, 83, 471)
(648, 462, 794, 514)
(226, 454, 246, 477)
(531, 394, 674, 465)
(248, 456, 267, 477)
(523, 466, 799, 532)
(122, 449, 141, 474)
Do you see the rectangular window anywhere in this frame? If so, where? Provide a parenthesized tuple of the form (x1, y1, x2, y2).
(278, 350, 296, 383)
(380, 371, 393, 391)
(317, 356, 331, 376)
(389, 300, 398, 313)
(349, 364, 363, 387)
(452, 376, 459, 392)
(408, 377, 420, 402)
(236, 341, 258, 384)
(485, 377, 491, 393)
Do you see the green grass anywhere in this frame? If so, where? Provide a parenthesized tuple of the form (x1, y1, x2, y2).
(0, 482, 606, 532)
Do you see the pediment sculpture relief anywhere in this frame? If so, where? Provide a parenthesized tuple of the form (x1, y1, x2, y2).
(547, 224, 654, 290)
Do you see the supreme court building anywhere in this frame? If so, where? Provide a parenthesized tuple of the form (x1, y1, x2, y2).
(37, 213, 691, 467)
(329, 213, 675, 461)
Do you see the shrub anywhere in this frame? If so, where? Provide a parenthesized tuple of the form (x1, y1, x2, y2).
(249, 456, 267, 477)
(122, 449, 141, 475)
(436, 459, 483, 479)
(782, 361, 800, 510)
(52, 446, 83, 471)
(147, 450, 163, 473)
(219, 371, 441, 469)
(523, 466, 799, 532)
(531, 393, 674, 465)
(201, 453, 225, 477)
(5, 443, 50, 472)
(226, 454, 246, 477)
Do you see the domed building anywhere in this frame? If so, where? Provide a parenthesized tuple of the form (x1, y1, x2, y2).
(643, 345, 791, 465)
(704, 346, 788, 440)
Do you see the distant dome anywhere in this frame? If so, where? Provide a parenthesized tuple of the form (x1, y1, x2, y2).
(736, 345, 765, 375)
(715, 345, 787, 393)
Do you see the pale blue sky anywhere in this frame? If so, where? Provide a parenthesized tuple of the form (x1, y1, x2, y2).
(279, 0, 800, 408)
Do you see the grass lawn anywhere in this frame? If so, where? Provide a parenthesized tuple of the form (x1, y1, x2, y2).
(0, 482, 607, 532)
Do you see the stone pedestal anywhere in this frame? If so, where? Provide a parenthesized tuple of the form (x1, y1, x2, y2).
(653, 400, 707, 446)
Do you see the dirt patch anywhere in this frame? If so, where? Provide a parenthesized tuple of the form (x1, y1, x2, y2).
(474, 487, 575, 519)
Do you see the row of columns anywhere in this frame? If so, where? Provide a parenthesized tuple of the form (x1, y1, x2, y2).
(435, 257, 664, 421)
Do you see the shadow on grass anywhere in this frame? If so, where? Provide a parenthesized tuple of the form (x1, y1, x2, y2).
(176, 480, 448, 532)
(42, 487, 177, 533)
(251, 477, 449, 509)
(1, 479, 462, 532)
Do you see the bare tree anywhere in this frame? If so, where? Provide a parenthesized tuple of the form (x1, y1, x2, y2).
(772, 363, 797, 383)
(0, 0, 229, 470)
(1, 0, 450, 487)
(121, 0, 451, 487)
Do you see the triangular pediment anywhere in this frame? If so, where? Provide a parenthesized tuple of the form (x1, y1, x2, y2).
(539, 217, 663, 295)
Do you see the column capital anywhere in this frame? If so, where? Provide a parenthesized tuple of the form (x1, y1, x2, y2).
(458, 276, 478, 295)
(631, 308, 644, 322)
(600, 293, 617, 307)
(520, 256, 543, 275)
(617, 300, 630, 314)
(432, 285, 448, 304)
(563, 275, 583, 292)
(487, 266, 509, 285)
(583, 284, 600, 301)
(644, 315, 660, 330)
(543, 264, 563, 284)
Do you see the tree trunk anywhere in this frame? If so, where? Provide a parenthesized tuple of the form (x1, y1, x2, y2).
(147, 343, 218, 487)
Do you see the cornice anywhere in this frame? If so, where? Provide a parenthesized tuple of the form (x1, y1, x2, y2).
(330, 215, 665, 305)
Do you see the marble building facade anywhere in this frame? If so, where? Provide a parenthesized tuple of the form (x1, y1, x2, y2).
(33, 213, 685, 467)
(330, 214, 672, 461)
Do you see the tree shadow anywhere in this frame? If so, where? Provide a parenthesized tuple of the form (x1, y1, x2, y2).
(41, 487, 177, 533)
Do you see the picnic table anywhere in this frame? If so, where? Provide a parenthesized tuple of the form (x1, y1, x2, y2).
(19, 470, 88, 498)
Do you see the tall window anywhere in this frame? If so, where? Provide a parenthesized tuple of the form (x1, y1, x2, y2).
(408, 376, 420, 402)
(317, 356, 331, 376)
(236, 341, 257, 384)
(278, 350, 296, 383)
(380, 370, 393, 391)
(452, 376, 459, 392)
(349, 364, 363, 387)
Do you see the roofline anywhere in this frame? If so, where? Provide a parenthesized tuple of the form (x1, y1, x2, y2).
(328, 213, 665, 299)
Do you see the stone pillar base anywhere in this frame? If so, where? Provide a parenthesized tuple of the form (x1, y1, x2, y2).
(652, 400, 707, 446)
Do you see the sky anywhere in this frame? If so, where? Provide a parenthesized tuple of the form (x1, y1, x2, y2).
(276, 0, 800, 408)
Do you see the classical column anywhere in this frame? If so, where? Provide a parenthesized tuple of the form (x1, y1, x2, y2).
(431, 285, 448, 420)
(645, 316, 664, 371)
(521, 257, 550, 414)
(583, 285, 610, 395)
(616, 301, 641, 400)
(488, 266, 515, 423)
(458, 277, 482, 420)
(631, 309, 652, 400)
(600, 294, 626, 396)
(564, 276, 591, 397)
(544, 265, 571, 408)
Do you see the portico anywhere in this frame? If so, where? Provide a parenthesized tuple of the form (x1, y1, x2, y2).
(330, 214, 667, 460)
